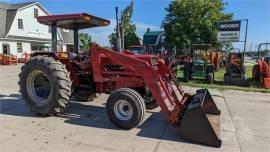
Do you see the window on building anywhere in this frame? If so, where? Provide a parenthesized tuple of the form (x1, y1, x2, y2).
(18, 19, 23, 29)
(63, 29, 69, 32)
(31, 43, 51, 52)
(17, 43, 23, 52)
(34, 8, 39, 17)
(48, 26, 51, 33)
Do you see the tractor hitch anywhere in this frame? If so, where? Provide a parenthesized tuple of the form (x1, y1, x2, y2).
(178, 89, 221, 147)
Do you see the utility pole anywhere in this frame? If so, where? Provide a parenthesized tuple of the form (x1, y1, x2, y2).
(242, 19, 248, 65)
(243, 19, 248, 53)
(115, 7, 121, 51)
(121, 11, 125, 50)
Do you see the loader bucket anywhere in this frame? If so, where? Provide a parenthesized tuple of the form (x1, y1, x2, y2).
(178, 89, 222, 148)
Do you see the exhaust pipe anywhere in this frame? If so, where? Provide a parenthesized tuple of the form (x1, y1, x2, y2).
(178, 89, 222, 148)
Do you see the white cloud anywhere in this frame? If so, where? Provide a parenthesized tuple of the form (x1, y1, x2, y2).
(80, 19, 162, 47)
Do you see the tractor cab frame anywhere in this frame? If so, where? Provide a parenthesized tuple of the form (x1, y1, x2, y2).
(37, 13, 110, 54)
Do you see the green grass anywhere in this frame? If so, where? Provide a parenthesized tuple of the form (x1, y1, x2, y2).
(176, 66, 270, 93)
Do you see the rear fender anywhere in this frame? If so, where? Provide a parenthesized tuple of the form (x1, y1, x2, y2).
(31, 52, 80, 86)
(31, 52, 58, 59)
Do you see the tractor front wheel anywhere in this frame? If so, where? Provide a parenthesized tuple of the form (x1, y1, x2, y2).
(19, 56, 71, 116)
(106, 88, 145, 129)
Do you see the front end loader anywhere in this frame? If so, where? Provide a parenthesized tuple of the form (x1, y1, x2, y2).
(18, 13, 222, 147)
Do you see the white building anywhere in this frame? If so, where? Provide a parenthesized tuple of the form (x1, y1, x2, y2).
(0, 2, 74, 58)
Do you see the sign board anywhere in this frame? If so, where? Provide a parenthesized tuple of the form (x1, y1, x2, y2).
(217, 20, 241, 42)
(217, 31, 240, 42)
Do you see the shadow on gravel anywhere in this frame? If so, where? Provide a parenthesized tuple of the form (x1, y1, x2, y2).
(60, 102, 122, 130)
(0, 94, 194, 145)
(0, 94, 37, 117)
(61, 102, 190, 143)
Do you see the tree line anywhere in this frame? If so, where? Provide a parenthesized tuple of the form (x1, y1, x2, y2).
(80, 0, 234, 52)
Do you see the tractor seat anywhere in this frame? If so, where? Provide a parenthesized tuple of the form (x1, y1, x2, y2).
(68, 52, 80, 61)
(68, 52, 90, 71)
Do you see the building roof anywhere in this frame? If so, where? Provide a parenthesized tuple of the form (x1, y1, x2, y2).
(4, 2, 37, 10)
(144, 31, 164, 36)
(143, 30, 164, 46)
(0, 1, 73, 44)
(0, 2, 37, 38)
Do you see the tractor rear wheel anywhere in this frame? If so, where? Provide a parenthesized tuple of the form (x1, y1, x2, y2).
(143, 87, 158, 110)
(106, 88, 145, 129)
(134, 87, 158, 110)
(19, 56, 71, 116)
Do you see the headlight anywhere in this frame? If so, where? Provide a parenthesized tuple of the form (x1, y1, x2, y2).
(151, 57, 158, 70)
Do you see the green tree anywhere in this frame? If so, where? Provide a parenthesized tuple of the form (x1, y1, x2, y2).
(163, 0, 233, 50)
(109, 1, 140, 50)
(79, 33, 91, 51)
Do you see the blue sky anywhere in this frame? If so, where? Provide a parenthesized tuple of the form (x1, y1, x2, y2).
(1, 0, 270, 50)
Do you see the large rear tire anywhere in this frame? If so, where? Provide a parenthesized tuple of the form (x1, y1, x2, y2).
(19, 56, 71, 116)
(134, 87, 158, 110)
(106, 88, 145, 129)
(143, 87, 158, 110)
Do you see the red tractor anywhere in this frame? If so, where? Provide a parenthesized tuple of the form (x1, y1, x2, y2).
(19, 13, 222, 147)
(128, 45, 179, 79)
(252, 43, 270, 89)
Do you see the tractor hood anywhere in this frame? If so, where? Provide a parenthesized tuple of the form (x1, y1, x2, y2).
(194, 59, 205, 65)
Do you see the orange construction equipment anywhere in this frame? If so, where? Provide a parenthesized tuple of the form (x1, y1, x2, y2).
(252, 43, 270, 89)
(0, 54, 18, 65)
(209, 48, 221, 71)
(224, 52, 249, 86)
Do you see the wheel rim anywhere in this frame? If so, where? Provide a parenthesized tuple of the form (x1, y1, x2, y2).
(114, 100, 133, 121)
(26, 70, 51, 103)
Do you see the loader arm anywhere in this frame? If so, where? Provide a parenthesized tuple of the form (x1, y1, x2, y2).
(91, 44, 187, 125)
